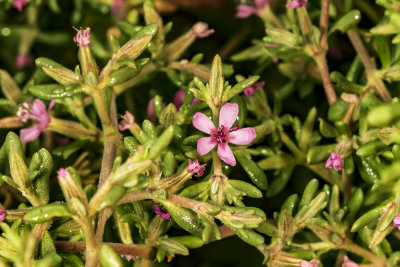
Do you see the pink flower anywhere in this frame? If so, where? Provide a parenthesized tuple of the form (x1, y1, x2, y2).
(244, 81, 265, 97)
(16, 53, 33, 68)
(187, 159, 206, 177)
(191, 22, 215, 38)
(193, 103, 256, 166)
(342, 256, 358, 267)
(13, 0, 27, 12)
(325, 152, 343, 171)
(17, 99, 55, 143)
(58, 168, 69, 179)
(111, 0, 123, 14)
(286, 0, 307, 8)
(236, 0, 269, 18)
(173, 90, 201, 109)
(153, 205, 171, 220)
(394, 216, 400, 227)
(0, 210, 6, 223)
(73, 28, 91, 47)
(300, 259, 320, 267)
(119, 111, 134, 131)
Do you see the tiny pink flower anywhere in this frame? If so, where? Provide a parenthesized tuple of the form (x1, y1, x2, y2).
(342, 256, 358, 267)
(193, 103, 256, 166)
(0, 210, 6, 223)
(73, 27, 91, 47)
(119, 111, 134, 131)
(174, 90, 200, 109)
(300, 259, 320, 267)
(111, 0, 123, 14)
(325, 152, 343, 171)
(58, 168, 69, 179)
(244, 81, 265, 97)
(153, 205, 171, 220)
(55, 135, 70, 146)
(187, 159, 206, 177)
(236, 0, 269, 18)
(13, 0, 27, 12)
(286, 0, 307, 8)
(17, 99, 55, 143)
(191, 22, 215, 38)
(16, 53, 33, 68)
(394, 216, 400, 227)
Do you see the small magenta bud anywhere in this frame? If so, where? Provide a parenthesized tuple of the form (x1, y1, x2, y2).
(58, 168, 68, 179)
(325, 152, 343, 171)
(343, 256, 359, 267)
(16, 53, 33, 68)
(286, 0, 308, 8)
(119, 111, 134, 131)
(191, 22, 215, 38)
(187, 159, 206, 177)
(13, 0, 27, 12)
(153, 204, 171, 220)
(0, 210, 6, 222)
(73, 28, 91, 47)
(300, 259, 320, 267)
(394, 216, 400, 227)
(244, 81, 265, 97)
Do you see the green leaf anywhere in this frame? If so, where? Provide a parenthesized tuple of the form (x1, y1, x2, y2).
(29, 84, 83, 99)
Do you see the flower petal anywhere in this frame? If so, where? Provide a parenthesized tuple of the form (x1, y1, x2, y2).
(193, 112, 216, 134)
(235, 5, 257, 18)
(219, 103, 238, 130)
(20, 124, 43, 143)
(48, 99, 56, 111)
(228, 127, 256, 145)
(31, 99, 46, 116)
(217, 142, 236, 166)
(255, 0, 268, 9)
(197, 137, 217, 156)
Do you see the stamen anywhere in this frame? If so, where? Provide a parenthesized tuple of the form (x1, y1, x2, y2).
(230, 124, 239, 132)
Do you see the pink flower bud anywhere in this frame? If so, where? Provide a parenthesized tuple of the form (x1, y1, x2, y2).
(73, 27, 91, 47)
(394, 216, 400, 227)
(300, 259, 320, 267)
(119, 111, 134, 131)
(244, 81, 265, 97)
(16, 53, 33, 68)
(0, 210, 6, 223)
(13, 0, 27, 12)
(111, 0, 123, 14)
(187, 159, 206, 177)
(58, 168, 69, 179)
(191, 22, 215, 38)
(286, 0, 308, 8)
(342, 256, 359, 267)
(325, 152, 343, 171)
(153, 204, 171, 220)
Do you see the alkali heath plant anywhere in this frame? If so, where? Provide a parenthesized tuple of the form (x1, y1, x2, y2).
(1, 0, 400, 266)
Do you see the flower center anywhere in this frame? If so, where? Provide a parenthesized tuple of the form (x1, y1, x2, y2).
(213, 124, 239, 143)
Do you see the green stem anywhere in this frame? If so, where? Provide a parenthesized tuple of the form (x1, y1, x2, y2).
(81, 218, 99, 267)
(54, 241, 152, 259)
(347, 29, 391, 102)
(278, 130, 304, 161)
(341, 241, 387, 265)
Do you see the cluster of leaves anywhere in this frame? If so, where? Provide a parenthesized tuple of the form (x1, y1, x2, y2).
(1, 0, 400, 266)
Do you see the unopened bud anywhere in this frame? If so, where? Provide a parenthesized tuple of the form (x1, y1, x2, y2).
(191, 22, 214, 38)
(57, 168, 88, 215)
